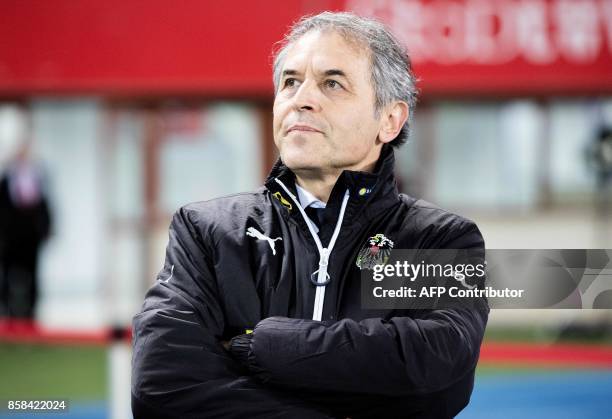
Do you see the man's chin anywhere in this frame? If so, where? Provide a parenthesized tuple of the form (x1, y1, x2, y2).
(280, 149, 317, 169)
(283, 159, 320, 172)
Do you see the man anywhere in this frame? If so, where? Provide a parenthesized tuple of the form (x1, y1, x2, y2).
(0, 127, 52, 322)
(132, 12, 488, 419)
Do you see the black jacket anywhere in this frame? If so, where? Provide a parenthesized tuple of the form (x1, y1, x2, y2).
(131, 146, 489, 419)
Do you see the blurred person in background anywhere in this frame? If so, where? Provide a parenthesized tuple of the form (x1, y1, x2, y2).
(0, 117, 52, 325)
(132, 11, 488, 419)
(590, 126, 612, 216)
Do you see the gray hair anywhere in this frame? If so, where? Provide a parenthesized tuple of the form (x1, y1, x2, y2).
(272, 11, 418, 147)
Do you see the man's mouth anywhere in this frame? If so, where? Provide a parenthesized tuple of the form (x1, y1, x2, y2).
(287, 124, 322, 134)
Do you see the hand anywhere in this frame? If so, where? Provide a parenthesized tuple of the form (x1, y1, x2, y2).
(222, 333, 253, 369)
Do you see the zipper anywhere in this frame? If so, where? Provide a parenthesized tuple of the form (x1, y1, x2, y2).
(274, 178, 350, 321)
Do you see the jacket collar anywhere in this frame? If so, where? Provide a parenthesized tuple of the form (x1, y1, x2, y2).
(264, 144, 400, 228)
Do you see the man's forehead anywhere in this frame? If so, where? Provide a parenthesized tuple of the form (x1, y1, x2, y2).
(281, 30, 370, 74)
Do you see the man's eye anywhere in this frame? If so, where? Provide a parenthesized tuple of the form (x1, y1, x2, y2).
(284, 78, 299, 88)
(325, 80, 342, 90)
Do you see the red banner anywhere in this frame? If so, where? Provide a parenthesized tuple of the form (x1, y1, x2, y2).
(349, 0, 612, 95)
(0, 0, 610, 97)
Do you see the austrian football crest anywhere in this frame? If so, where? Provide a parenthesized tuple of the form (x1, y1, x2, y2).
(356, 233, 394, 270)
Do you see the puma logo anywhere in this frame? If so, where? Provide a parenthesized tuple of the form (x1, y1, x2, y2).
(246, 227, 282, 255)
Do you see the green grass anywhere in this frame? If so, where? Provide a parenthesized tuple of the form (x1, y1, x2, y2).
(0, 343, 107, 400)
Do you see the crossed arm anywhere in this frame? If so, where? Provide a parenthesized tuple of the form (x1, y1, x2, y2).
(131, 208, 335, 419)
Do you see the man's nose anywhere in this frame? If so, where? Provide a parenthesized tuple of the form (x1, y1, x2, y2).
(292, 80, 321, 112)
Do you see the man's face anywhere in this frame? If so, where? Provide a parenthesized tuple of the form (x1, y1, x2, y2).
(273, 30, 384, 175)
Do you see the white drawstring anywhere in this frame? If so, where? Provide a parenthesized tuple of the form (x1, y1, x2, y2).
(274, 178, 350, 321)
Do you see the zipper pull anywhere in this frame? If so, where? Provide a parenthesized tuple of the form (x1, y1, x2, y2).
(319, 248, 330, 268)
(310, 248, 332, 286)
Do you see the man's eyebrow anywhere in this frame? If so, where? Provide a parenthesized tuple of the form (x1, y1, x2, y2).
(323, 69, 348, 78)
(281, 69, 349, 79)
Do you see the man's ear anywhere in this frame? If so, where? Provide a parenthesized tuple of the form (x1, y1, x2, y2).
(378, 101, 409, 144)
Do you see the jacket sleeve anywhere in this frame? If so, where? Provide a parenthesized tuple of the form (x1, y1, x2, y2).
(243, 220, 489, 397)
(131, 207, 335, 419)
